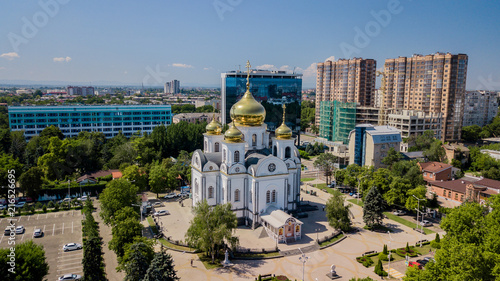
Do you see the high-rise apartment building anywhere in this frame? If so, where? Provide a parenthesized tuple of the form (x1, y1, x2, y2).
(383, 53, 468, 141)
(462, 91, 498, 127)
(164, 80, 180, 94)
(315, 58, 376, 126)
(67, 86, 94, 96)
(221, 69, 302, 132)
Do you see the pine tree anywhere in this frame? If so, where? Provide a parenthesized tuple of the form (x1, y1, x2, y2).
(406, 242, 410, 252)
(362, 186, 386, 228)
(383, 244, 388, 255)
(435, 233, 440, 243)
(143, 251, 179, 281)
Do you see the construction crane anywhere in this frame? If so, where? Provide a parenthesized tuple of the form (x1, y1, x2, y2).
(376, 70, 395, 125)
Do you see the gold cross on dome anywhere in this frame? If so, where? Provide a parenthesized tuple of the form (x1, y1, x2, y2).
(246, 60, 251, 90)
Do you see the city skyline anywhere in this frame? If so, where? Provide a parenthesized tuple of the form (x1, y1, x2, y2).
(1, 1, 500, 90)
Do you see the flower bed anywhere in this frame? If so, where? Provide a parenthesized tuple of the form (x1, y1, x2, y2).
(356, 255, 374, 267)
(395, 246, 419, 257)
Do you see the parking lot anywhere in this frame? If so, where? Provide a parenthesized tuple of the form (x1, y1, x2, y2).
(0, 210, 84, 281)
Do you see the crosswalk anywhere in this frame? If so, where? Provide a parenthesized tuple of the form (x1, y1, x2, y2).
(386, 267, 405, 280)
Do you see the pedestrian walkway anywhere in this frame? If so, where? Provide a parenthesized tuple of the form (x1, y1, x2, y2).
(280, 244, 319, 257)
(387, 267, 405, 280)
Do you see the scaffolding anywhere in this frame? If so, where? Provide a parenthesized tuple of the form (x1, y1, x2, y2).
(319, 101, 357, 144)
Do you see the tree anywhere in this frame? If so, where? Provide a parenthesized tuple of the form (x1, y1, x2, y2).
(313, 153, 337, 184)
(0, 240, 49, 281)
(363, 186, 386, 228)
(40, 125, 64, 140)
(83, 237, 107, 281)
(325, 189, 352, 232)
(9, 130, 26, 162)
(384, 177, 412, 207)
(461, 125, 482, 142)
(423, 140, 445, 162)
(99, 179, 139, 225)
(109, 215, 143, 257)
(122, 165, 149, 191)
(382, 147, 401, 167)
(405, 186, 427, 215)
(149, 162, 169, 197)
(143, 251, 179, 281)
(185, 200, 238, 263)
(19, 167, 44, 201)
(122, 243, 151, 281)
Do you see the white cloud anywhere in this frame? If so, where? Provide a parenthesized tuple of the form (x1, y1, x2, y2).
(172, 63, 193, 68)
(325, 56, 335, 62)
(0, 52, 20, 60)
(203, 67, 213, 71)
(256, 64, 276, 70)
(53, 56, 72, 63)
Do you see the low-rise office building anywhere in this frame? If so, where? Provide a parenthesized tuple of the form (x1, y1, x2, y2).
(8, 105, 172, 139)
(348, 124, 402, 169)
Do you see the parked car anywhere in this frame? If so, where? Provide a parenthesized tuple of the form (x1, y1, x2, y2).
(408, 261, 422, 269)
(417, 259, 429, 267)
(154, 210, 170, 216)
(352, 193, 361, 198)
(392, 210, 406, 216)
(164, 193, 177, 199)
(4, 226, 12, 235)
(33, 228, 43, 238)
(423, 257, 435, 262)
(58, 274, 82, 280)
(152, 202, 163, 207)
(15, 226, 25, 234)
(59, 198, 71, 204)
(420, 220, 433, 227)
(0, 204, 6, 210)
(14, 201, 26, 208)
(63, 243, 82, 252)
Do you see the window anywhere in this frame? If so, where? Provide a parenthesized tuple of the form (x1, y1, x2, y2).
(234, 151, 240, 163)
(234, 189, 240, 202)
(285, 147, 291, 158)
(273, 145, 277, 156)
(443, 190, 446, 196)
(215, 142, 220, 152)
(460, 195, 464, 201)
(266, 191, 270, 203)
(272, 190, 277, 203)
(448, 191, 452, 198)
(252, 134, 257, 147)
(204, 141, 207, 151)
(208, 186, 214, 199)
(454, 193, 458, 200)
(195, 180, 199, 194)
(223, 149, 226, 162)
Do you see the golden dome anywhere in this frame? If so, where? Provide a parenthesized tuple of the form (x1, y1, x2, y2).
(275, 104, 292, 139)
(230, 60, 266, 127)
(224, 122, 244, 143)
(205, 114, 222, 135)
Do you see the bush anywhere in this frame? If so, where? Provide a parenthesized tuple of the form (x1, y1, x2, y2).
(54, 203, 60, 211)
(430, 240, 441, 249)
(374, 259, 388, 276)
(356, 256, 374, 267)
(35, 202, 43, 209)
(378, 252, 388, 261)
(48, 201, 55, 208)
(42, 205, 47, 213)
(299, 150, 310, 160)
(30, 207, 35, 214)
(435, 233, 440, 243)
(396, 246, 419, 257)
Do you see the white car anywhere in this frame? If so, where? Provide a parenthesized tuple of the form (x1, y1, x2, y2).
(15, 226, 25, 234)
(33, 228, 43, 238)
(392, 210, 406, 216)
(352, 193, 361, 198)
(154, 210, 170, 216)
(420, 220, 433, 227)
(58, 274, 82, 280)
(80, 196, 88, 201)
(164, 193, 178, 199)
(63, 243, 82, 252)
(152, 202, 163, 207)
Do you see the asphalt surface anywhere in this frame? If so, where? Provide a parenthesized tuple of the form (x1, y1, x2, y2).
(0, 210, 83, 281)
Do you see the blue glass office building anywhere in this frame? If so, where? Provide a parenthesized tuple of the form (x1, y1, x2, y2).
(221, 70, 302, 132)
(8, 105, 172, 139)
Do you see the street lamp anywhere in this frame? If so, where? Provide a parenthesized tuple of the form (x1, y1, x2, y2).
(387, 231, 394, 278)
(298, 248, 309, 281)
(315, 228, 320, 242)
(412, 195, 425, 247)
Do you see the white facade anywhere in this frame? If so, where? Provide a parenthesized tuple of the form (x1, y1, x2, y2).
(191, 124, 302, 237)
(463, 91, 498, 127)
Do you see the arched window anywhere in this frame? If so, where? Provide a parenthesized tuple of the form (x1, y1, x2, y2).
(195, 179, 199, 194)
(252, 134, 257, 147)
(234, 189, 240, 202)
(208, 186, 214, 198)
(266, 191, 270, 203)
(223, 149, 226, 162)
(285, 146, 291, 158)
(273, 145, 277, 156)
(272, 190, 277, 203)
(204, 140, 208, 151)
(215, 142, 220, 152)
(234, 151, 240, 163)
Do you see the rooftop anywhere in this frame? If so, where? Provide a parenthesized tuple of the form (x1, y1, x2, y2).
(419, 161, 452, 173)
(429, 179, 472, 194)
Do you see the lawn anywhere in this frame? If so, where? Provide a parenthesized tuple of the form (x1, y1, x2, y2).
(301, 177, 315, 182)
(146, 216, 158, 234)
(319, 233, 344, 247)
(158, 238, 196, 252)
(197, 253, 223, 269)
(234, 251, 281, 258)
(384, 212, 435, 234)
(347, 198, 364, 207)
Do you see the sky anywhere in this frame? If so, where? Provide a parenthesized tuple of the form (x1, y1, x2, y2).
(0, 0, 500, 90)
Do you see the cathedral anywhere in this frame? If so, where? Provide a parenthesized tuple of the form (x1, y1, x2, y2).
(191, 61, 303, 243)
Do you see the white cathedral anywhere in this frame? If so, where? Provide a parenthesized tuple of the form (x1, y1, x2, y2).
(191, 62, 303, 243)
